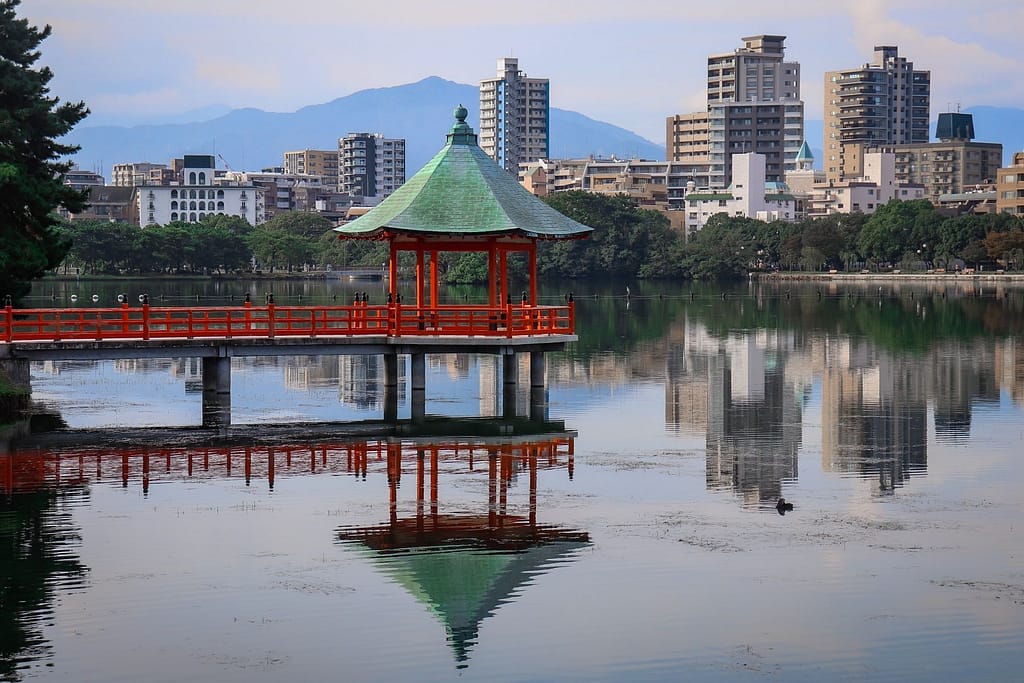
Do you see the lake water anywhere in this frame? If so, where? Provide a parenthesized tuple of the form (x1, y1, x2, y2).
(3, 278, 1024, 682)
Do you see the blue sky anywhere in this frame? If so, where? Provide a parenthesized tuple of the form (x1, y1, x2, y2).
(25, 0, 1024, 142)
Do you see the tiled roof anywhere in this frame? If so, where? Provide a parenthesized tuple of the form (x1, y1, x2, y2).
(335, 106, 592, 240)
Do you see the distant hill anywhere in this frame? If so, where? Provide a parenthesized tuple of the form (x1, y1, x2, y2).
(65, 77, 664, 179)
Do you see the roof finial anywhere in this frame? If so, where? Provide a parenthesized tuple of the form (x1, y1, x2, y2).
(454, 104, 468, 123)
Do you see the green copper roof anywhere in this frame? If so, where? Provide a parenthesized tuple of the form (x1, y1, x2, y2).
(795, 140, 814, 162)
(335, 106, 593, 240)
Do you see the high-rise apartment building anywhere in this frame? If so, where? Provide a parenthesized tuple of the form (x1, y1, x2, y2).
(338, 133, 406, 203)
(283, 149, 339, 191)
(996, 151, 1024, 216)
(669, 35, 804, 188)
(479, 57, 550, 173)
(824, 46, 931, 183)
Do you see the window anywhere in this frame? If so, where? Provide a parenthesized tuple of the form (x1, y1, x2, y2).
(198, 172, 206, 185)
(171, 201, 178, 210)
(217, 201, 224, 210)
(189, 172, 197, 184)
(171, 190, 178, 199)
(171, 212, 178, 221)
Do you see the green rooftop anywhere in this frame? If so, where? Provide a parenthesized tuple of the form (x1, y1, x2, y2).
(334, 106, 593, 240)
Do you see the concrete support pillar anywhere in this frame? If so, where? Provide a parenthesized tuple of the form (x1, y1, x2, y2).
(383, 352, 399, 422)
(528, 351, 547, 421)
(530, 351, 545, 389)
(410, 352, 426, 423)
(201, 355, 231, 428)
(502, 352, 519, 419)
(410, 353, 426, 392)
(202, 356, 231, 394)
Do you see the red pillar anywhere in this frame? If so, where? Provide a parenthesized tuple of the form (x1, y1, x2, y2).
(529, 242, 538, 305)
(415, 243, 425, 309)
(499, 248, 508, 304)
(388, 240, 398, 299)
(488, 240, 497, 306)
(429, 250, 439, 310)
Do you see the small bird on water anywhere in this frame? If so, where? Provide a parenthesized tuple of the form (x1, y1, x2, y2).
(776, 498, 794, 515)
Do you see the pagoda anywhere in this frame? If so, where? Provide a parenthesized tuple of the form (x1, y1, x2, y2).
(334, 105, 592, 318)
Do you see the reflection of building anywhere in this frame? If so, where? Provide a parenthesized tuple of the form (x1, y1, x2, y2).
(821, 339, 927, 495)
(339, 355, 405, 410)
(930, 341, 998, 442)
(705, 334, 803, 505)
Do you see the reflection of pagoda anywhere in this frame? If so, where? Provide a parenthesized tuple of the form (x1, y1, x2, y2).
(822, 338, 927, 495)
(336, 434, 589, 668)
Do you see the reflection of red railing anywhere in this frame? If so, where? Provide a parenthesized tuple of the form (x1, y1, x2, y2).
(2, 301, 574, 343)
(0, 438, 575, 493)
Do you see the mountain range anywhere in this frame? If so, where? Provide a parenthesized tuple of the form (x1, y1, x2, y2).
(66, 77, 663, 179)
(65, 77, 1023, 180)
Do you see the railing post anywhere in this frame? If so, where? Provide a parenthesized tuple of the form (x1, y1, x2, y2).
(244, 293, 252, 334)
(142, 294, 150, 340)
(392, 293, 402, 338)
(505, 297, 513, 338)
(266, 293, 275, 339)
(568, 292, 575, 334)
(120, 296, 129, 336)
(3, 296, 12, 343)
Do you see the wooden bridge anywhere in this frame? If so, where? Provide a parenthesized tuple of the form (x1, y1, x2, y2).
(1, 299, 577, 426)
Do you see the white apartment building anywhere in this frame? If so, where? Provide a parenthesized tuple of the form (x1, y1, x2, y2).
(808, 150, 925, 216)
(338, 133, 406, 202)
(684, 153, 796, 233)
(480, 57, 549, 174)
(138, 154, 263, 226)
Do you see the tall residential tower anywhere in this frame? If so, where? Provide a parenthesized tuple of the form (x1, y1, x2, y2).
(824, 46, 931, 183)
(479, 58, 550, 173)
(338, 133, 406, 204)
(668, 35, 804, 188)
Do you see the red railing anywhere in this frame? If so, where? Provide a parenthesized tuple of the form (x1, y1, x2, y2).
(1, 437, 576, 493)
(2, 301, 574, 343)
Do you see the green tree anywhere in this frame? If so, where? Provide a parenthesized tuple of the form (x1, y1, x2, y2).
(538, 192, 684, 279)
(0, 0, 88, 302)
(246, 225, 313, 272)
(189, 220, 250, 273)
(857, 200, 938, 268)
(63, 220, 139, 274)
(262, 211, 331, 238)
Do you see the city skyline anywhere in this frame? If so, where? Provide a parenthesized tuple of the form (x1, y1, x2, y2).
(25, 0, 1023, 144)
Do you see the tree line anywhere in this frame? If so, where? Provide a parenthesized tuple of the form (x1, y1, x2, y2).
(535, 192, 1024, 280)
(56, 212, 387, 276)
(55, 192, 1024, 283)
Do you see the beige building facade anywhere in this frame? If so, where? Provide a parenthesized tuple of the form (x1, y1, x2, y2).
(668, 35, 804, 188)
(283, 149, 339, 191)
(824, 46, 930, 184)
(996, 151, 1024, 216)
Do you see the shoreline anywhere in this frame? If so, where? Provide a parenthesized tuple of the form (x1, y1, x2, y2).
(753, 272, 1024, 284)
